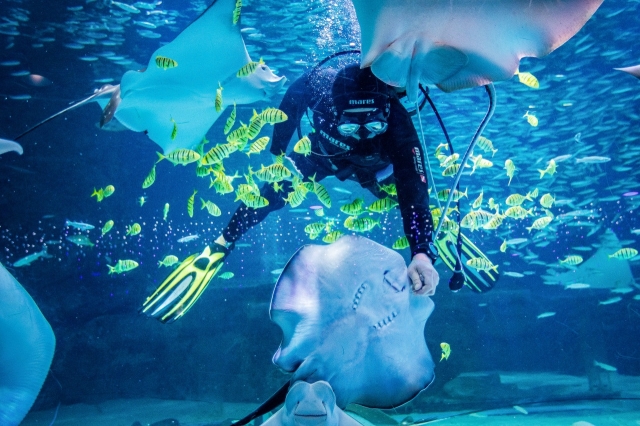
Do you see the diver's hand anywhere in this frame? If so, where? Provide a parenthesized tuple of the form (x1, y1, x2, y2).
(408, 253, 439, 296)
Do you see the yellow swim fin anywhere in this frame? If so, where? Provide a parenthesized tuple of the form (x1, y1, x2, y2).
(434, 232, 499, 293)
(141, 244, 227, 323)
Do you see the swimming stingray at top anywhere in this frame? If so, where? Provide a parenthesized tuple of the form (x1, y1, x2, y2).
(351, 0, 604, 101)
(15, 0, 286, 153)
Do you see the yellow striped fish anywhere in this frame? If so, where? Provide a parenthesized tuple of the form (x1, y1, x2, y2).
(142, 165, 156, 188)
(201, 198, 222, 217)
(224, 103, 236, 135)
(260, 107, 287, 124)
(515, 70, 539, 89)
(504, 159, 516, 185)
(247, 110, 264, 140)
(156, 149, 201, 166)
(344, 216, 379, 232)
(126, 223, 141, 236)
(309, 175, 331, 208)
(608, 248, 638, 260)
(476, 136, 498, 157)
(284, 188, 307, 208)
(196, 164, 211, 178)
(466, 257, 498, 273)
(215, 83, 223, 113)
(170, 118, 178, 140)
(323, 230, 343, 244)
(210, 173, 235, 195)
(367, 197, 398, 213)
(227, 122, 247, 142)
(187, 190, 197, 218)
(437, 188, 468, 202)
(293, 136, 311, 156)
(379, 183, 397, 197)
(504, 206, 533, 220)
(442, 163, 460, 177)
(305, 222, 326, 235)
(255, 163, 291, 183)
(482, 214, 505, 230)
(440, 153, 459, 168)
(505, 193, 532, 206)
(237, 58, 264, 78)
(460, 210, 494, 231)
(392, 236, 409, 250)
(526, 216, 553, 233)
(155, 55, 178, 70)
(340, 198, 364, 216)
(241, 193, 269, 209)
(247, 136, 270, 156)
(232, 0, 241, 24)
(201, 143, 236, 165)
(472, 190, 483, 209)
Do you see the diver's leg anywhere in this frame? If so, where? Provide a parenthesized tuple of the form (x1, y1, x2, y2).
(219, 153, 331, 245)
(221, 182, 289, 245)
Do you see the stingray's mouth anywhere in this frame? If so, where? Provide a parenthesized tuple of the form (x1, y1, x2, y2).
(294, 413, 327, 426)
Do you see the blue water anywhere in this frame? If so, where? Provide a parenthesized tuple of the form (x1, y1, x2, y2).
(1, 0, 639, 424)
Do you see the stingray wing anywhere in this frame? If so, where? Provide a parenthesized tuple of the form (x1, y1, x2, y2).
(0, 262, 55, 425)
(353, 0, 603, 98)
(116, 0, 251, 153)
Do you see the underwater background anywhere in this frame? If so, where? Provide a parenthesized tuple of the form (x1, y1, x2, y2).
(1, 0, 640, 424)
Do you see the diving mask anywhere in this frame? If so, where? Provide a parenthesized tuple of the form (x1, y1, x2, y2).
(336, 109, 389, 138)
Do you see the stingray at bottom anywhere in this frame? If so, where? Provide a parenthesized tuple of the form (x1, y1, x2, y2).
(270, 235, 435, 409)
(262, 381, 361, 426)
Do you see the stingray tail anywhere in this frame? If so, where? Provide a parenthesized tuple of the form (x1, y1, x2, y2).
(233, 380, 291, 426)
(14, 84, 120, 141)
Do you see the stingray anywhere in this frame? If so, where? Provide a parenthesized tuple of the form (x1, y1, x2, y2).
(114, 0, 286, 153)
(615, 65, 640, 80)
(0, 138, 23, 157)
(351, 0, 603, 100)
(0, 262, 56, 426)
(541, 229, 634, 289)
(271, 235, 435, 408)
(262, 381, 362, 426)
(14, 0, 286, 153)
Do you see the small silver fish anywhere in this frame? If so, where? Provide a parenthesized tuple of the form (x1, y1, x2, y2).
(13, 247, 52, 267)
(593, 360, 617, 372)
(65, 220, 95, 231)
(177, 234, 200, 243)
(598, 296, 622, 305)
(537, 312, 556, 319)
(564, 283, 590, 290)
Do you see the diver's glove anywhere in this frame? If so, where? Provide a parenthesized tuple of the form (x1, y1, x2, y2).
(140, 243, 230, 323)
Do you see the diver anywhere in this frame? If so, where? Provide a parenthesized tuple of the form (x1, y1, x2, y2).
(142, 64, 441, 323)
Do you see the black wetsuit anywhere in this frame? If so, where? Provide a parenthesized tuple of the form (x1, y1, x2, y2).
(222, 69, 435, 258)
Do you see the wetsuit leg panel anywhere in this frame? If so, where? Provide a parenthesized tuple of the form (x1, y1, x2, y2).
(222, 154, 332, 243)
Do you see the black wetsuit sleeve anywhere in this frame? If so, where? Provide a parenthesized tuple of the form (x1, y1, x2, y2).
(384, 100, 435, 258)
(270, 76, 309, 156)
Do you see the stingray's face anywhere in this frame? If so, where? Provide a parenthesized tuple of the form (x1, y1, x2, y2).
(283, 381, 338, 426)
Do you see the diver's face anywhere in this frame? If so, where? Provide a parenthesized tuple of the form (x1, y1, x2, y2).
(337, 108, 388, 140)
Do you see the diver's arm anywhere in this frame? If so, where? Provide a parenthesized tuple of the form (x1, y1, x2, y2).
(385, 105, 435, 256)
(270, 76, 309, 156)
(385, 102, 439, 294)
